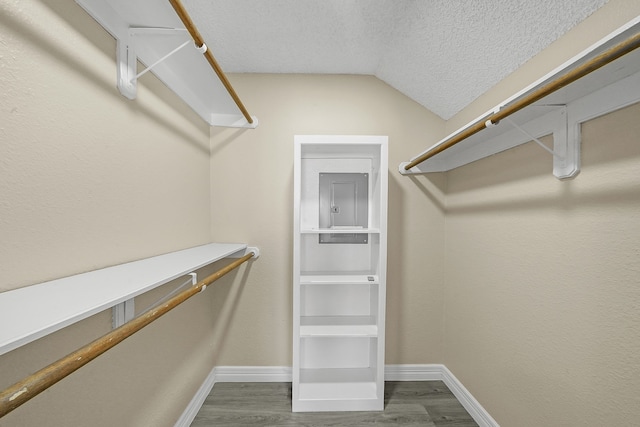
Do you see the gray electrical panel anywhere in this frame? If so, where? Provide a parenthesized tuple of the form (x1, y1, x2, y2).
(318, 172, 368, 244)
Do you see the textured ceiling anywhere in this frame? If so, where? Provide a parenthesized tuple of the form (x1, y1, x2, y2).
(182, 0, 609, 120)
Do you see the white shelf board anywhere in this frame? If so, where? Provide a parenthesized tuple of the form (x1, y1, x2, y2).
(400, 17, 640, 176)
(300, 316, 378, 337)
(300, 274, 379, 285)
(0, 243, 247, 356)
(301, 228, 380, 234)
(301, 271, 378, 279)
(75, 0, 257, 128)
(299, 136, 389, 158)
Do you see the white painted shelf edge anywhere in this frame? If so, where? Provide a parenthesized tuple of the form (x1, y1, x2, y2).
(300, 274, 379, 284)
(300, 316, 378, 337)
(300, 326, 378, 337)
(0, 243, 248, 356)
(300, 228, 381, 234)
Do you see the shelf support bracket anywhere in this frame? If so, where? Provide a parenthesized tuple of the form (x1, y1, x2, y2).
(116, 32, 137, 100)
(505, 106, 579, 180)
(112, 299, 135, 329)
(131, 40, 191, 82)
(116, 27, 190, 100)
(550, 106, 579, 180)
(504, 117, 563, 159)
(228, 246, 260, 259)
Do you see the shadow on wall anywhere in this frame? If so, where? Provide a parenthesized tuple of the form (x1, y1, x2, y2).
(210, 127, 251, 157)
(385, 169, 447, 363)
(446, 181, 640, 215)
(207, 260, 253, 363)
(445, 135, 560, 194)
(385, 172, 405, 361)
(406, 175, 446, 213)
(7, 0, 209, 153)
(452, 101, 639, 187)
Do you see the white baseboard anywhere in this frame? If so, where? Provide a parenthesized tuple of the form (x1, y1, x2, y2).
(175, 364, 498, 427)
(439, 366, 499, 427)
(385, 364, 498, 427)
(173, 367, 217, 427)
(384, 363, 444, 381)
(213, 365, 293, 383)
(173, 366, 293, 427)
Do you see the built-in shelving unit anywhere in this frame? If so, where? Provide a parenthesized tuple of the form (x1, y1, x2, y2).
(0, 243, 252, 356)
(400, 17, 640, 179)
(75, 0, 258, 128)
(293, 135, 388, 412)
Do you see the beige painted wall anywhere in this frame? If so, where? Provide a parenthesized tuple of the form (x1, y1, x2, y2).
(444, 101, 640, 427)
(0, 0, 212, 291)
(208, 73, 447, 367)
(442, 1, 640, 425)
(0, 0, 220, 425)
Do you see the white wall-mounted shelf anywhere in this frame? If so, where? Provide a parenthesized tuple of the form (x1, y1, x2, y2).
(0, 243, 250, 356)
(400, 17, 640, 179)
(75, 0, 258, 128)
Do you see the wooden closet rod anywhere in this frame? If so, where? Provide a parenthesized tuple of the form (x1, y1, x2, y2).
(0, 252, 255, 418)
(403, 30, 640, 171)
(168, 0, 254, 124)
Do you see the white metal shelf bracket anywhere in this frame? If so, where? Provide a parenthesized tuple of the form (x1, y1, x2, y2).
(478, 104, 578, 180)
(505, 105, 578, 179)
(116, 31, 137, 100)
(504, 117, 563, 159)
(112, 299, 135, 329)
(551, 106, 579, 180)
(484, 105, 504, 128)
(116, 27, 190, 100)
(132, 40, 191, 82)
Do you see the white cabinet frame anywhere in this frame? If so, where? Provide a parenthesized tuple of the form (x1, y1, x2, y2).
(293, 135, 388, 412)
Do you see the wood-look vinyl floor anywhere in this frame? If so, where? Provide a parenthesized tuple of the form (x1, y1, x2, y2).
(191, 381, 479, 426)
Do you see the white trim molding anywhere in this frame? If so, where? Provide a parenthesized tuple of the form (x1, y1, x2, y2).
(213, 365, 293, 383)
(385, 364, 498, 427)
(439, 365, 499, 427)
(175, 364, 498, 427)
(385, 363, 444, 381)
(174, 366, 293, 427)
(174, 368, 218, 427)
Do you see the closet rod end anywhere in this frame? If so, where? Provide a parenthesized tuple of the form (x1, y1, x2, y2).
(248, 247, 260, 259)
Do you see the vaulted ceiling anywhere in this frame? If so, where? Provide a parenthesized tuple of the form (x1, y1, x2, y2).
(181, 0, 609, 120)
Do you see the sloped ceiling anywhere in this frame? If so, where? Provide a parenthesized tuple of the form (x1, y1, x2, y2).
(182, 0, 609, 120)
